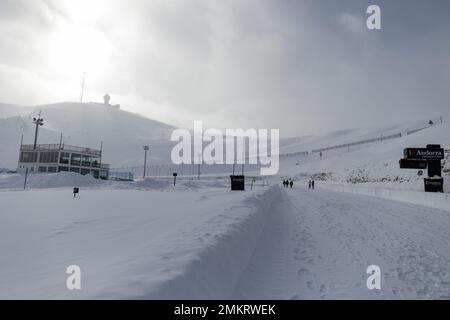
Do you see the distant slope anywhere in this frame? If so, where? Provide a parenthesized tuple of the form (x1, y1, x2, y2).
(278, 117, 443, 155)
(0, 102, 176, 169)
(0, 103, 33, 119)
(279, 119, 450, 190)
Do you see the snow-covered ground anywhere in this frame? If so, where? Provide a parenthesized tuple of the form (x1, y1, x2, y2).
(0, 183, 277, 299)
(2, 182, 450, 299)
(234, 187, 450, 299)
(2, 101, 450, 300)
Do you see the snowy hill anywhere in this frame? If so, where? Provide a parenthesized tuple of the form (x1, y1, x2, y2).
(0, 102, 176, 169)
(278, 118, 450, 192)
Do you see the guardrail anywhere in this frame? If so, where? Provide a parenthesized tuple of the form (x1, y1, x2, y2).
(21, 144, 102, 157)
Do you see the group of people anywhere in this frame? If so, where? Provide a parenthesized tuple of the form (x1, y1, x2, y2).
(282, 179, 294, 188)
(308, 179, 315, 190)
(282, 178, 316, 190)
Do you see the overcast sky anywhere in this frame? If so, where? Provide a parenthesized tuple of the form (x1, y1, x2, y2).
(0, 0, 449, 136)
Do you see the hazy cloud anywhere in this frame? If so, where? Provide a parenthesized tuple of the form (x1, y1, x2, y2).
(0, 0, 450, 136)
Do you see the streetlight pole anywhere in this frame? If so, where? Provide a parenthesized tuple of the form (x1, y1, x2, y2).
(197, 154, 201, 180)
(32, 112, 44, 150)
(143, 146, 149, 178)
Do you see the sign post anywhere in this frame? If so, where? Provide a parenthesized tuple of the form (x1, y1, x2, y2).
(173, 173, 178, 186)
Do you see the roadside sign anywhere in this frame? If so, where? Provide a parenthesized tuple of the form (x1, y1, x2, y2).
(399, 159, 428, 169)
(424, 178, 444, 193)
(400, 144, 445, 193)
(230, 175, 245, 191)
(404, 148, 444, 160)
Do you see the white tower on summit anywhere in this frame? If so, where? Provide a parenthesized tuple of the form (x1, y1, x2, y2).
(103, 93, 111, 106)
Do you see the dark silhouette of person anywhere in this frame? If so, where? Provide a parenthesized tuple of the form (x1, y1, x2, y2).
(308, 180, 311, 189)
(290, 180, 293, 188)
(312, 180, 315, 190)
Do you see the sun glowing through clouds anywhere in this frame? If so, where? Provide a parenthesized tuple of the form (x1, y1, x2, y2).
(44, 0, 117, 96)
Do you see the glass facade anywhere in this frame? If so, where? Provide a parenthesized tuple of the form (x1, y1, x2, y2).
(71, 153, 81, 166)
(19, 152, 38, 163)
(60, 152, 70, 164)
(39, 152, 58, 163)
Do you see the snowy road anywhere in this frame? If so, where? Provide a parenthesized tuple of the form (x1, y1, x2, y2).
(233, 187, 450, 299)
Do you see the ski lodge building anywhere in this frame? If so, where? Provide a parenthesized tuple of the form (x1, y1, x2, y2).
(18, 144, 110, 179)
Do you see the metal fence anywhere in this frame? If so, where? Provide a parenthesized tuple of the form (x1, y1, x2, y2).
(21, 144, 102, 157)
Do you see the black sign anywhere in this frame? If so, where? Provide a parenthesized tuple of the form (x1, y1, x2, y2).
(424, 178, 444, 193)
(230, 175, 245, 191)
(399, 159, 428, 169)
(400, 144, 445, 193)
(173, 173, 178, 177)
(404, 148, 444, 160)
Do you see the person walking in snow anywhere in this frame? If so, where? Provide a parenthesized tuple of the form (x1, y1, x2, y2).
(290, 180, 294, 189)
(312, 179, 315, 190)
(308, 180, 312, 189)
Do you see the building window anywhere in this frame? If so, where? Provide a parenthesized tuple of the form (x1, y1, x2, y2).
(82, 155, 92, 167)
(48, 167, 57, 173)
(71, 153, 81, 166)
(91, 170, 99, 178)
(20, 152, 38, 163)
(70, 167, 80, 173)
(38, 166, 47, 173)
(81, 168, 90, 175)
(40, 152, 58, 163)
(60, 152, 70, 164)
(59, 166, 69, 172)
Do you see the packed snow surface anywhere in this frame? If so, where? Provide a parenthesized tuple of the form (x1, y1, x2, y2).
(1, 182, 450, 299)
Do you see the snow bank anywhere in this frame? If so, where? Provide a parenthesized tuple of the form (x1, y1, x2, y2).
(0, 172, 105, 190)
(320, 182, 450, 212)
(103, 186, 282, 299)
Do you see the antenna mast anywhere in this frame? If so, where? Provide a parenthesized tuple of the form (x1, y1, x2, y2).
(80, 72, 86, 103)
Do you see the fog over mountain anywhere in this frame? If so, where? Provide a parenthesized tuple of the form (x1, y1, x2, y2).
(1, 0, 450, 136)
